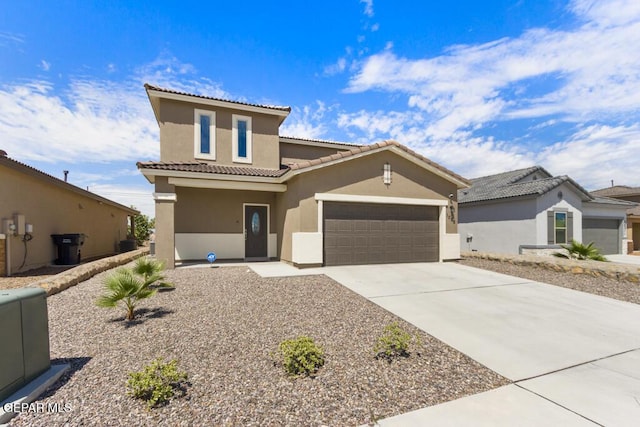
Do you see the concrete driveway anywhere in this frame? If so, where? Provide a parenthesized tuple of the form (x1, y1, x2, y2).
(252, 262, 640, 426)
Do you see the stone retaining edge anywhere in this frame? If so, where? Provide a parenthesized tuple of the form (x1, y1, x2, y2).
(462, 251, 640, 283)
(29, 248, 150, 297)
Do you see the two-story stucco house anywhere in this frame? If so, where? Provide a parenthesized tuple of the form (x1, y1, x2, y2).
(137, 84, 470, 268)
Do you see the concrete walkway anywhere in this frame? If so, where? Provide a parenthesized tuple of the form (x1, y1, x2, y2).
(607, 254, 640, 265)
(250, 262, 640, 426)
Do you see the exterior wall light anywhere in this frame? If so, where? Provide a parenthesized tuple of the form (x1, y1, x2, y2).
(383, 162, 392, 185)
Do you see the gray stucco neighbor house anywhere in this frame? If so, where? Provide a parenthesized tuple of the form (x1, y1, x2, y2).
(458, 166, 634, 255)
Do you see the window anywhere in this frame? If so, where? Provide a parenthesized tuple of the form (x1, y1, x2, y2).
(232, 114, 252, 163)
(194, 109, 216, 160)
(555, 212, 567, 244)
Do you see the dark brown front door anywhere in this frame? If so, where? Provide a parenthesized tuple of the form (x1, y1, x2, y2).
(245, 205, 268, 260)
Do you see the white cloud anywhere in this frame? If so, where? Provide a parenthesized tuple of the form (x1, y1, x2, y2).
(324, 57, 347, 76)
(280, 101, 332, 140)
(336, 0, 640, 183)
(371, 23, 380, 32)
(90, 184, 155, 218)
(537, 124, 640, 189)
(0, 31, 25, 45)
(0, 54, 229, 166)
(360, 0, 374, 17)
(39, 60, 50, 71)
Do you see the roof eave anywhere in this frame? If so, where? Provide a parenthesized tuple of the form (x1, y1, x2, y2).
(145, 86, 291, 123)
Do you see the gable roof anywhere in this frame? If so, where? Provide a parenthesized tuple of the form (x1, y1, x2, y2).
(145, 84, 291, 125)
(279, 135, 363, 151)
(591, 185, 640, 198)
(286, 140, 470, 187)
(0, 152, 139, 215)
(459, 166, 592, 204)
(138, 140, 471, 188)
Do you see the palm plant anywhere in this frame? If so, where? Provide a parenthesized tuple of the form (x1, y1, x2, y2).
(553, 240, 607, 261)
(132, 257, 173, 288)
(96, 268, 158, 320)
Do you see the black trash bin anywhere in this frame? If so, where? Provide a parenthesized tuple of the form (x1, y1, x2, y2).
(51, 233, 85, 265)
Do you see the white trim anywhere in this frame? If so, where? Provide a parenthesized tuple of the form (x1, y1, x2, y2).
(153, 192, 177, 202)
(439, 206, 446, 262)
(168, 177, 286, 192)
(147, 88, 290, 119)
(232, 114, 253, 164)
(292, 232, 323, 264)
(317, 200, 324, 233)
(194, 109, 216, 160)
(243, 203, 270, 259)
(314, 193, 448, 206)
(175, 233, 277, 260)
(0, 233, 5, 239)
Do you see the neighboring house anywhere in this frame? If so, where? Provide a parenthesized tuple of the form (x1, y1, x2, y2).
(0, 151, 138, 276)
(138, 84, 470, 268)
(591, 185, 640, 253)
(458, 166, 634, 255)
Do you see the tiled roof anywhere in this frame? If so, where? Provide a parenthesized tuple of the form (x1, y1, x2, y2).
(459, 166, 591, 204)
(288, 140, 471, 186)
(138, 141, 470, 187)
(144, 84, 291, 112)
(280, 135, 363, 148)
(588, 196, 637, 207)
(591, 185, 640, 197)
(136, 161, 290, 178)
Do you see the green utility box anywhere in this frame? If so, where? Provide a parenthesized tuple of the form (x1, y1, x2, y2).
(0, 288, 50, 401)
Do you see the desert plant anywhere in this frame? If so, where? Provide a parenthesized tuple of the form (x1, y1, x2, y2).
(277, 336, 325, 377)
(374, 322, 416, 360)
(127, 358, 188, 408)
(128, 208, 155, 246)
(96, 267, 157, 320)
(553, 240, 608, 261)
(133, 257, 174, 288)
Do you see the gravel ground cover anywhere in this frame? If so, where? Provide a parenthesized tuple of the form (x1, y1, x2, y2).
(0, 266, 74, 290)
(10, 264, 507, 426)
(459, 258, 640, 305)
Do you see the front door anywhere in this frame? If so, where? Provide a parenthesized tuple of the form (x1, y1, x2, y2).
(245, 205, 268, 261)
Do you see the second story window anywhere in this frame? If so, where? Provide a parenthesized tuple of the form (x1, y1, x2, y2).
(194, 109, 216, 160)
(232, 114, 252, 164)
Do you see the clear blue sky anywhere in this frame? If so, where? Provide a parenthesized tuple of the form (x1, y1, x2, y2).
(1, 0, 639, 217)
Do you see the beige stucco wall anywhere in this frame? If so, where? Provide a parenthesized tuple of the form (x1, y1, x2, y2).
(174, 187, 277, 233)
(279, 142, 345, 164)
(278, 150, 458, 262)
(1, 166, 130, 274)
(158, 99, 281, 169)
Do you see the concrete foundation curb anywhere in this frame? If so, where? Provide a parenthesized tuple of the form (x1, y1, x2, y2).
(0, 364, 70, 425)
(28, 248, 150, 296)
(462, 251, 640, 283)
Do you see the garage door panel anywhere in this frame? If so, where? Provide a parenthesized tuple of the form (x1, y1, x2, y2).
(583, 218, 620, 255)
(324, 202, 439, 266)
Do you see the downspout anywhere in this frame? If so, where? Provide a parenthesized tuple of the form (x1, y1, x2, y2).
(6, 233, 11, 276)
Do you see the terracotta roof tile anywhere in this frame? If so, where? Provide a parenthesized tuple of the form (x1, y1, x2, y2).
(145, 84, 291, 112)
(136, 161, 289, 178)
(286, 139, 470, 186)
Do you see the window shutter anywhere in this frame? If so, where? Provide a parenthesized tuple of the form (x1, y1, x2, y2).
(567, 212, 574, 243)
(547, 211, 555, 244)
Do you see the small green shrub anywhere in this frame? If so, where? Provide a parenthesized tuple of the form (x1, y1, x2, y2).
(127, 358, 188, 408)
(553, 240, 608, 261)
(278, 336, 325, 377)
(374, 322, 416, 360)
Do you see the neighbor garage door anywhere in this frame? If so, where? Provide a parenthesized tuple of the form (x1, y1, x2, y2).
(323, 202, 439, 266)
(583, 218, 620, 255)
